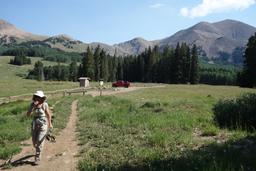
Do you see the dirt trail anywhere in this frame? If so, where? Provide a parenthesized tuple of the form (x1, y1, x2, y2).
(0, 86, 164, 171)
(88, 86, 144, 97)
(86, 85, 165, 97)
(1, 100, 79, 171)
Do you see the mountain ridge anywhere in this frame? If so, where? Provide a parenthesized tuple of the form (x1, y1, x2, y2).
(158, 19, 256, 59)
(0, 19, 256, 59)
(0, 19, 47, 44)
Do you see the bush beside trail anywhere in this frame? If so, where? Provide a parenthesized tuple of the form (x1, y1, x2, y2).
(213, 93, 256, 131)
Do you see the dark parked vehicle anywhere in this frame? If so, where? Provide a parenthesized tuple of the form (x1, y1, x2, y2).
(112, 80, 130, 88)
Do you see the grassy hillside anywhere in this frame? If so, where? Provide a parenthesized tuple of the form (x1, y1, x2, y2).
(0, 56, 78, 97)
(77, 85, 256, 170)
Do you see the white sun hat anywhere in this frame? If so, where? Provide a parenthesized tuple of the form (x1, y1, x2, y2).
(33, 90, 46, 99)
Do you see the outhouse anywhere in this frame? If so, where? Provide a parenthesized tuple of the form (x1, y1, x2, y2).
(79, 77, 90, 87)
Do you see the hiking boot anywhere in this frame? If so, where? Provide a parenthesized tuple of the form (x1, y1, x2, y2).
(33, 157, 40, 165)
(33, 160, 39, 165)
(33, 154, 41, 166)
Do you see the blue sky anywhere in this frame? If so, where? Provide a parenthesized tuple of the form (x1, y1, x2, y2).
(1, 0, 256, 45)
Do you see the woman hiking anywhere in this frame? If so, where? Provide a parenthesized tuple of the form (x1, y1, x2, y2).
(26, 90, 53, 165)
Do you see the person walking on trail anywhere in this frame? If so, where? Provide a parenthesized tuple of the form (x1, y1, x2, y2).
(26, 90, 53, 165)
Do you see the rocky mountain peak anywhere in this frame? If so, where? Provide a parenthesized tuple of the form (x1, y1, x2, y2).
(0, 19, 14, 30)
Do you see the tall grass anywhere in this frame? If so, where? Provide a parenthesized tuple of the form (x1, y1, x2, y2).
(0, 101, 31, 159)
(77, 95, 204, 170)
(77, 85, 256, 170)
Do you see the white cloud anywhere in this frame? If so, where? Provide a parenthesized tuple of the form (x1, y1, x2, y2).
(180, 7, 189, 17)
(149, 3, 165, 9)
(180, 0, 256, 18)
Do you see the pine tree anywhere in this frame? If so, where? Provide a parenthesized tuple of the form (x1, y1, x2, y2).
(57, 61, 62, 81)
(239, 33, 256, 87)
(43, 66, 54, 80)
(160, 46, 172, 83)
(110, 56, 118, 81)
(34, 61, 44, 81)
(164, 47, 174, 83)
(60, 66, 69, 81)
(94, 45, 101, 81)
(48, 66, 54, 80)
(145, 47, 155, 82)
(82, 52, 86, 76)
(184, 45, 191, 83)
(172, 43, 183, 83)
(138, 55, 145, 82)
(190, 44, 199, 84)
(99, 49, 109, 81)
(117, 58, 124, 80)
(83, 47, 95, 80)
(151, 46, 160, 82)
(69, 61, 78, 82)
(78, 64, 83, 78)
(180, 43, 187, 83)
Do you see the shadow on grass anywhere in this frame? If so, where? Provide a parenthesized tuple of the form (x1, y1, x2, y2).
(80, 135, 256, 171)
(0, 154, 36, 169)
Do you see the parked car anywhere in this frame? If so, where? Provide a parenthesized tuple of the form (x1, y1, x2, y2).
(112, 80, 130, 88)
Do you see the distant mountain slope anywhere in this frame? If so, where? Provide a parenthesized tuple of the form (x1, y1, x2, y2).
(43, 35, 122, 55)
(159, 19, 256, 58)
(0, 19, 256, 59)
(114, 37, 156, 55)
(0, 19, 47, 45)
(43, 34, 87, 53)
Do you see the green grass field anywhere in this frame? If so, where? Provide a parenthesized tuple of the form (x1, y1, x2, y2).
(77, 85, 256, 171)
(1, 55, 256, 170)
(0, 56, 79, 97)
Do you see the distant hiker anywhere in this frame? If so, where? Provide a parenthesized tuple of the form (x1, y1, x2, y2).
(26, 90, 53, 165)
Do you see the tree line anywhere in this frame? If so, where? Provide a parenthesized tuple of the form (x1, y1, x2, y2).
(200, 64, 238, 85)
(2, 32, 254, 86)
(117, 43, 200, 84)
(2, 42, 82, 63)
(28, 43, 201, 84)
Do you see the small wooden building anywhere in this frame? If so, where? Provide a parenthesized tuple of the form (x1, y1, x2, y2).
(79, 77, 90, 87)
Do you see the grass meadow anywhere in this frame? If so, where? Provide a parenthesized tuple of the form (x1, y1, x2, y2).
(0, 56, 78, 97)
(0, 56, 78, 160)
(1, 55, 256, 170)
(77, 85, 256, 171)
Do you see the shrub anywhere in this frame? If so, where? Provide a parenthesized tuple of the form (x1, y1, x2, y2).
(9, 55, 31, 66)
(141, 102, 161, 108)
(213, 93, 256, 131)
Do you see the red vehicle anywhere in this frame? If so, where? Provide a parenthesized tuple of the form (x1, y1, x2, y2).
(112, 80, 130, 88)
